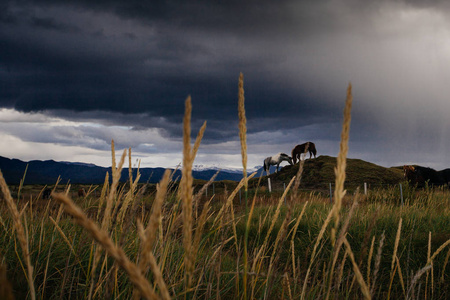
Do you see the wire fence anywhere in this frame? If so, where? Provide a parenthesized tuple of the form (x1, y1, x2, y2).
(199, 178, 450, 207)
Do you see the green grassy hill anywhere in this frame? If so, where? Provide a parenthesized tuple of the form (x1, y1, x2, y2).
(250, 155, 404, 190)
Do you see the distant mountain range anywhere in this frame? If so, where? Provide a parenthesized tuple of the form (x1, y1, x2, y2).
(0, 156, 255, 185)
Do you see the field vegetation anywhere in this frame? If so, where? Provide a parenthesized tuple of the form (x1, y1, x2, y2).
(0, 78, 449, 299)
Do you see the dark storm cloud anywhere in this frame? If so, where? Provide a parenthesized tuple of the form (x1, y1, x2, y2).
(2, 0, 450, 169)
(0, 0, 347, 141)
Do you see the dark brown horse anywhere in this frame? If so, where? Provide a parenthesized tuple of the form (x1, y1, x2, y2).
(78, 188, 86, 197)
(403, 165, 449, 187)
(291, 142, 317, 164)
(403, 165, 416, 182)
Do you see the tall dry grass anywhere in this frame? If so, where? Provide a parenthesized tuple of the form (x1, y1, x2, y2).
(0, 251, 14, 300)
(238, 71, 251, 299)
(0, 171, 36, 300)
(180, 96, 195, 292)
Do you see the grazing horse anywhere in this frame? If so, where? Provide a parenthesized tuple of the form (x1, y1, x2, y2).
(291, 142, 317, 164)
(263, 153, 293, 174)
(403, 165, 447, 187)
(403, 165, 416, 182)
(78, 188, 86, 197)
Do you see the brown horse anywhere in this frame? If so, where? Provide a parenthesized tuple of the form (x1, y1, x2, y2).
(291, 142, 317, 164)
(403, 165, 416, 181)
(403, 165, 448, 187)
(78, 188, 86, 197)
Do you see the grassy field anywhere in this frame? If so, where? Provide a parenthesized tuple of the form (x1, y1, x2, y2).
(1, 80, 449, 299)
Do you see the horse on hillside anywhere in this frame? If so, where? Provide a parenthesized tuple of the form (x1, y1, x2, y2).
(403, 165, 449, 187)
(263, 153, 293, 174)
(78, 188, 86, 197)
(403, 165, 416, 182)
(291, 142, 317, 164)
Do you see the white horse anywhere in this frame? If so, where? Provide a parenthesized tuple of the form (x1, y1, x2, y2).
(263, 153, 293, 174)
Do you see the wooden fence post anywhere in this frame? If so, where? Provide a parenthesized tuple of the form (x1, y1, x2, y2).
(329, 183, 333, 204)
(399, 183, 404, 206)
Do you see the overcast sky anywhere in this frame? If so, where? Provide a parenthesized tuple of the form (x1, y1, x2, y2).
(1, 0, 450, 170)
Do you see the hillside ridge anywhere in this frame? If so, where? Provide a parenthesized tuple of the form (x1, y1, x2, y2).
(251, 155, 404, 189)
